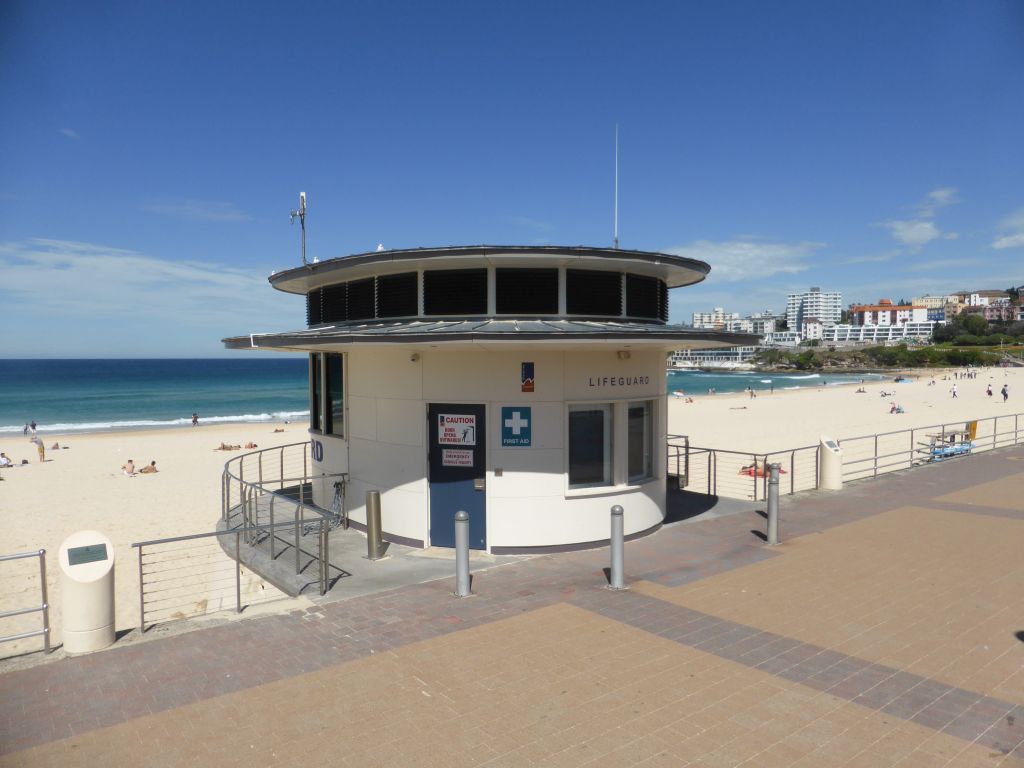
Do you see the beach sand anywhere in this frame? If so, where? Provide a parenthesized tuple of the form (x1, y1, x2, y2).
(0, 423, 303, 658)
(668, 367, 1022, 451)
(1, 367, 1020, 659)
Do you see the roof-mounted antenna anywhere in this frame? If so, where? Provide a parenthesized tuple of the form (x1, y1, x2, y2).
(613, 125, 620, 250)
(289, 191, 307, 265)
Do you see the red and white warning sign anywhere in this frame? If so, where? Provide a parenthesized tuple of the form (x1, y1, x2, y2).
(438, 414, 476, 446)
(442, 449, 474, 467)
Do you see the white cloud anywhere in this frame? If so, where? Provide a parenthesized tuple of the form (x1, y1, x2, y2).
(992, 207, 1024, 249)
(141, 198, 251, 222)
(508, 216, 553, 234)
(839, 250, 900, 265)
(60, 128, 79, 139)
(880, 187, 959, 251)
(0, 239, 301, 341)
(664, 238, 823, 282)
(901, 258, 981, 273)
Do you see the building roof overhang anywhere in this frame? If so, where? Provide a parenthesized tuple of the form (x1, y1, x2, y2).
(267, 245, 709, 294)
(223, 319, 759, 354)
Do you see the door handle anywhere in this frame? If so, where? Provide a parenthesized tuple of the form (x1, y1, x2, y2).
(474, 478, 485, 491)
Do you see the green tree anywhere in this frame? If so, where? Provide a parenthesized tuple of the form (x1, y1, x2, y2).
(959, 313, 989, 336)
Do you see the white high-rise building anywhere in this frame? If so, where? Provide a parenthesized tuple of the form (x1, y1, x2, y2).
(692, 307, 740, 330)
(787, 288, 842, 336)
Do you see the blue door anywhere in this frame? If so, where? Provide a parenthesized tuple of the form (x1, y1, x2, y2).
(428, 404, 486, 549)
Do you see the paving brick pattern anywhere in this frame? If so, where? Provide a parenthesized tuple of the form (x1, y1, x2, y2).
(1, 447, 1022, 766)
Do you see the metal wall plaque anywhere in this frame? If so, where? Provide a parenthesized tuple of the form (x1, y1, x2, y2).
(67, 543, 108, 566)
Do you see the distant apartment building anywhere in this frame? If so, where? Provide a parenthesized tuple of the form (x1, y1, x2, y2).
(762, 331, 800, 346)
(823, 322, 936, 344)
(962, 303, 1017, 323)
(801, 318, 824, 340)
(787, 288, 842, 337)
(692, 307, 740, 330)
(849, 299, 927, 327)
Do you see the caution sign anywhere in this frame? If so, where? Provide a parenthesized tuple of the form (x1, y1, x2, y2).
(438, 414, 477, 446)
(442, 449, 474, 467)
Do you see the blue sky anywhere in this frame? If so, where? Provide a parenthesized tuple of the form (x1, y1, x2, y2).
(1, 0, 1022, 357)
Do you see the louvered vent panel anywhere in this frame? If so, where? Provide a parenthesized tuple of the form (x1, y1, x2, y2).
(377, 272, 419, 318)
(423, 269, 487, 315)
(626, 274, 660, 319)
(659, 280, 669, 322)
(306, 289, 323, 326)
(495, 268, 558, 314)
(321, 284, 348, 323)
(347, 278, 376, 320)
(566, 270, 622, 316)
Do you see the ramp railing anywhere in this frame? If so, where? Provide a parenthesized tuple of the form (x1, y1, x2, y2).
(0, 549, 50, 655)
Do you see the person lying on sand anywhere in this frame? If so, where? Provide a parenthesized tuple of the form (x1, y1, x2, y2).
(139, 460, 158, 474)
(214, 443, 241, 451)
(244, 442, 257, 449)
(273, 428, 284, 433)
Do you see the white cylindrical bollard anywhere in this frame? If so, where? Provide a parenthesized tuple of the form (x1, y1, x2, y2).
(454, 510, 471, 597)
(59, 531, 115, 654)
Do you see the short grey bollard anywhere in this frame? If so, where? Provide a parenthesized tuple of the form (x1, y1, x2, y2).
(454, 510, 471, 597)
(767, 463, 780, 546)
(609, 505, 625, 590)
(365, 490, 385, 560)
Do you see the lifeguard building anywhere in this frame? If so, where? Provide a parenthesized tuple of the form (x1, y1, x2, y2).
(224, 245, 752, 553)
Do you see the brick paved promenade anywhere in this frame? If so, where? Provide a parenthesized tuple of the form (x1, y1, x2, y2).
(2, 447, 1022, 766)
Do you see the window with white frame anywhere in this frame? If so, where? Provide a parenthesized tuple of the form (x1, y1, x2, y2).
(627, 400, 653, 481)
(568, 404, 613, 488)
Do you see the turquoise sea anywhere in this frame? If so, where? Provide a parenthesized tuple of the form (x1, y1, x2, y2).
(0, 359, 886, 436)
(0, 358, 309, 435)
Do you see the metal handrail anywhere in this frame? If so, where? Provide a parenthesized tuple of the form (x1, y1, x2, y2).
(0, 549, 50, 654)
(132, 518, 331, 632)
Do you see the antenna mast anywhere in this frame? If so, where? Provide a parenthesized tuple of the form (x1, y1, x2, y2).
(613, 125, 619, 250)
(290, 192, 307, 265)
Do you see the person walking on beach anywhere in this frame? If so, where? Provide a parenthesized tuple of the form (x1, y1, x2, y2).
(31, 436, 44, 462)
(192, 412, 199, 427)
(22, 423, 28, 435)
(30, 420, 37, 434)
(986, 384, 993, 397)
(951, 383, 958, 399)
(1002, 384, 1009, 403)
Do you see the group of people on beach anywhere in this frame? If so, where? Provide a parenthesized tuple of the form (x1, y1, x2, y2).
(121, 459, 158, 477)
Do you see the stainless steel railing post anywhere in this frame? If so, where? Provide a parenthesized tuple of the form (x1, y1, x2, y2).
(38, 550, 50, 653)
(137, 544, 145, 632)
(269, 496, 275, 559)
(454, 511, 471, 597)
(609, 505, 625, 590)
(294, 506, 302, 575)
(319, 521, 328, 596)
(767, 464, 780, 546)
(235, 531, 242, 614)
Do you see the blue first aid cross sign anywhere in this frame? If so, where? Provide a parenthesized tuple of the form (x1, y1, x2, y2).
(501, 407, 532, 447)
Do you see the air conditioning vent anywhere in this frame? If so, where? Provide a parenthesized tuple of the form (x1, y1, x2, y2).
(496, 268, 558, 314)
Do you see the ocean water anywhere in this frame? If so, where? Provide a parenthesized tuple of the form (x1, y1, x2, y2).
(667, 369, 886, 396)
(0, 359, 888, 436)
(0, 358, 309, 435)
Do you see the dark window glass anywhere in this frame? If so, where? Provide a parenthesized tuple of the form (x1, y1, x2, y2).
(325, 353, 344, 436)
(423, 269, 487, 315)
(321, 283, 348, 323)
(626, 274, 660, 319)
(495, 268, 558, 314)
(306, 289, 323, 326)
(309, 354, 322, 432)
(568, 405, 612, 487)
(377, 272, 418, 318)
(347, 278, 376, 320)
(566, 270, 622, 316)
(628, 402, 652, 481)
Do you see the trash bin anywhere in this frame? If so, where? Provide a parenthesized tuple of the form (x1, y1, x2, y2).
(818, 435, 843, 490)
(58, 530, 115, 654)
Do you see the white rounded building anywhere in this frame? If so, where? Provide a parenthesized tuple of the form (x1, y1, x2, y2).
(224, 245, 750, 553)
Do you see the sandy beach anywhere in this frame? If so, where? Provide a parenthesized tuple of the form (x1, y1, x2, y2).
(0, 422, 303, 658)
(1, 366, 1020, 659)
(667, 367, 1022, 451)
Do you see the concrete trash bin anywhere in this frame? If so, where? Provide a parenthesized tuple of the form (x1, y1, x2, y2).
(818, 435, 843, 490)
(58, 530, 115, 654)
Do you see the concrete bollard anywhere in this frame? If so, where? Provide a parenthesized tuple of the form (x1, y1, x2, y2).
(365, 490, 385, 560)
(767, 463, 780, 546)
(454, 510, 471, 597)
(609, 505, 625, 590)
